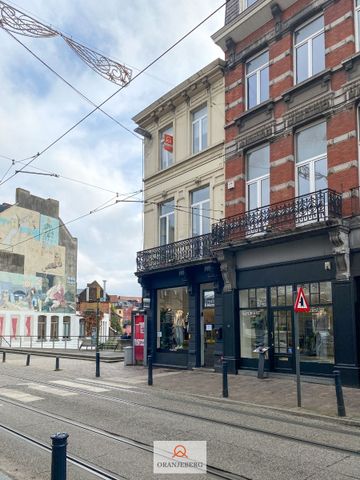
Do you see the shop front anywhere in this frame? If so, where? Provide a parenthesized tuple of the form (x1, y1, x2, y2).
(239, 281, 334, 376)
(140, 263, 222, 370)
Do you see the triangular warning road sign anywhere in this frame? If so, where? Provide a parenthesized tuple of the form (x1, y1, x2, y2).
(294, 287, 310, 312)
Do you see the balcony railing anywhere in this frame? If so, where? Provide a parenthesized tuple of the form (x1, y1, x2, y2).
(137, 189, 342, 273)
(136, 233, 212, 273)
(212, 189, 342, 245)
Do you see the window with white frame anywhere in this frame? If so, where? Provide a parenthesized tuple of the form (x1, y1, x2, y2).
(191, 186, 210, 236)
(294, 16, 325, 84)
(296, 122, 327, 196)
(160, 125, 173, 170)
(192, 105, 208, 154)
(246, 145, 270, 210)
(159, 199, 175, 245)
(246, 50, 269, 109)
(356, 0, 360, 50)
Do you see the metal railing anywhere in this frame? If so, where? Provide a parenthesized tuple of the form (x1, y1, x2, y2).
(136, 233, 212, 273)
(0, 335, 131, 351)
(212, 189, 342, 245)
(136, 189, 342, 273)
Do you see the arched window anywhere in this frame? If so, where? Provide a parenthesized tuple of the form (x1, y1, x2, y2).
(63, 316, 71, 339)
(50, 316, 59, 340)
(38, 315, 46, 340)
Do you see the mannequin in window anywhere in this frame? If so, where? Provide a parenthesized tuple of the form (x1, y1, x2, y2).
(173, 309, 185, 348)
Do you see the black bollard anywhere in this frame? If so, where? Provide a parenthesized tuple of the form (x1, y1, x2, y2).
(51, 432, 69, 480)
(258, 351, 265, 379)
(334, 370, 346, 417)
(2, 352, 5, 362)
(95, 351, 100, 377)
(148, 354, 153, 386)
(55, 357, 60, 371)
(26, 354, 30, 366)
(222, 361, 229, 398)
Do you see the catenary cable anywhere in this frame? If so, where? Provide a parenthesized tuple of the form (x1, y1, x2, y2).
(5, 31, 141, 140)
(0, 1, 227, 186)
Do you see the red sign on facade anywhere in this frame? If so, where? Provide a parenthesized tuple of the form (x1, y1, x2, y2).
(163, 133, 173, 152)
(294, 287, 310, 312)
(134, 314, 145, 363)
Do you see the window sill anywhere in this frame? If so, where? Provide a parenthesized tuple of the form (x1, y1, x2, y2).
(281, 69, 331, 103)
(234, 99, 274, 128)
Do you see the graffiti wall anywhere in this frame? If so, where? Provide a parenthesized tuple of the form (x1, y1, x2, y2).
(0, 206, 75, 313)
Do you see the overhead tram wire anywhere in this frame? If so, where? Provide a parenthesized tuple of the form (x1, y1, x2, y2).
(14, 160, 143, 197)
(0, 1, 227, 187)
(5, 31, 141, 140)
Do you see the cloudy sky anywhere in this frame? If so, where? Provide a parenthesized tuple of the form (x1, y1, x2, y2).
(0, 0, 225, 295)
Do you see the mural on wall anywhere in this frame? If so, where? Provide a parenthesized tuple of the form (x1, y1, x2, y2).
(0, 206, 75, 313)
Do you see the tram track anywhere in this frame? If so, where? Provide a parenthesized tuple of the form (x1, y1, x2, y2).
(0, 398, 250, 480)
(0, 372, 359, 458)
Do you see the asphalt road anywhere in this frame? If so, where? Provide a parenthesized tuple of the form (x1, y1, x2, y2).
(0, 355, 359, 480)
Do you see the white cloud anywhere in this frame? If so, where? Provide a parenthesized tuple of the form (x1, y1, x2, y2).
(0, 0, 225, 295)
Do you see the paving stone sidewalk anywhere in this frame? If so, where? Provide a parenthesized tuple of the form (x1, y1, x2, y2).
(146, 368, 360, 421)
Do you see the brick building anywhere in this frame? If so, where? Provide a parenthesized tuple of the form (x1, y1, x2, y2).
(210, 0, 360, 385)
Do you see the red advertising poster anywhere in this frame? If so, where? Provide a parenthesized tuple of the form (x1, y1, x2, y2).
(0, 316, 4, 336)
(11, 316, 18, 338)
(25, 316, 32, 336)
(134, 314, 145, 363)
(163, 133, 173, 152)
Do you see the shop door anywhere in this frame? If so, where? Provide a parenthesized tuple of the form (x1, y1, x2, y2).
(201, 289, 216, 368)
(271, 309, 294, 372)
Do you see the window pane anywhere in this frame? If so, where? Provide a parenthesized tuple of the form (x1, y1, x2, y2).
(320, 282, 332, 303)
(257, 288, 267, 307)
(168, 213, 175, 243)
(160, 126, 173, 169)
(298, 164, 310, 196)
(157, 287, 189, 351)
(193, 106, 207, 121)
(160, 200, 174, 216)
(239, 290, 249, 309)
(160, 217, 167, 245)
(297, 123, 327, 163)
(193, 121, 200, 154)
(248, 182, 258, 210)
(240, 309, 268, 358)
(246, 0, 257, 7)
(315, 158, 327, 190)
(260, 66, 269, 103)
(192, 186, 209, 204)
(271, 287, 277, 306)
(312, 33, 325, 75)
(192, 208, 200, 236)
(296, 43, 309, 83)
(247, 74, 257, 109)
(298, 307, 334, 363)
(286, 286, 293, 305)
(202, 201, 210, 234)
(201, 116, 208, 150)
(247, 51, 269, 73)
(247, 145, 270, 180)
(261, 177, 270, 207)
(295, 16, 324, 44)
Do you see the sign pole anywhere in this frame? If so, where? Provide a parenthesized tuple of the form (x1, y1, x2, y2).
(293, 286, 310, 409)
(294, 309, 301, 408)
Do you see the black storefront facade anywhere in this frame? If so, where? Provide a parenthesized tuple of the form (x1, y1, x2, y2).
(136, 207, 360, 387)
(136, 236, 224, 370)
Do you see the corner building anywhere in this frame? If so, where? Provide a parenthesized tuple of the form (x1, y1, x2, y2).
(211, 0, 360, 386)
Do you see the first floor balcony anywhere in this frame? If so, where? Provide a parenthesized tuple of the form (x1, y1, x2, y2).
(136, 189, 343, 274)
(136, 233, 212, 273)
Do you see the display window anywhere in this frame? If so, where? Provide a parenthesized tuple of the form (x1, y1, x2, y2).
(296, 282, 333, 363)
(157, 287, 189, 351)
(239, 288, 268, 358)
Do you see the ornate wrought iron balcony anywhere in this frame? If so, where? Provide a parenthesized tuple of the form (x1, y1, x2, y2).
(212, 189, 342, 245)
(136, 233, 212, 273)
